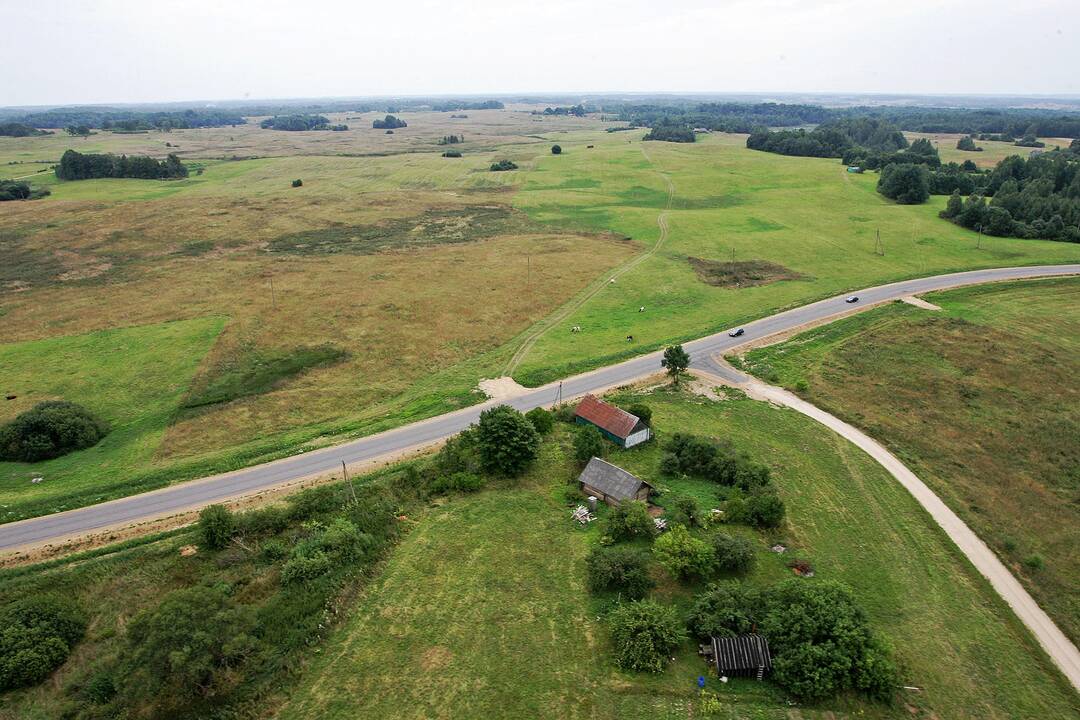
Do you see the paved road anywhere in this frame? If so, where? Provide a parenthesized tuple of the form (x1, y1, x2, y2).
(1, 264, 1077, 552)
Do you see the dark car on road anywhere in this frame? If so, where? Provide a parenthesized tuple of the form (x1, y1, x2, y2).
(728, 328, 745, 337)
(845, 295, 859, 303)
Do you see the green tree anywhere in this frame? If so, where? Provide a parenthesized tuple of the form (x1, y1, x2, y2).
(654, 524, 714, 580)
(0, 595, 86, 691)
(475, 405, 540, 476)
(627, 403, 652, 426)
(0, 400, 109, 462)
(199, 504, 235, 550)
(687, 581, 759, 639)
(525, 407, 554, 435)
(761, 580, 897, 702)
(940, 189, 964, 219)
(712, 532, 756, 573)
(877, 163, 930, 204)
(608, 600, 686, 672)
(745, 490, 785, 528)
(661, 345, 690, 385)
(603, 500, 656, 541)
(573, 424, 606, 464)
(585, 546, 654, 599)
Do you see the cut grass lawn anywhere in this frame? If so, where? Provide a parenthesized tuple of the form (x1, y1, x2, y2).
(0, 317, 224, 520)
(738, 277, 1080, 647)
(280, 390, 1078, 720)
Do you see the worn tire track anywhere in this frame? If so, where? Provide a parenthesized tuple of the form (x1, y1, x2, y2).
(502, 144, 674, 377)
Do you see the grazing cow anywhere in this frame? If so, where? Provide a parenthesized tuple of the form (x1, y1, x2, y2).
(626, 335, 634, 342)
(571, 325, 582, 333)
(639, 306, 645, 312)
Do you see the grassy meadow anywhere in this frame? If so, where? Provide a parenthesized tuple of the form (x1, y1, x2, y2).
(279, 389, 1078, 720)
(903, 131, 1073, 169)
(737, 277, 1080, 646)
(2, 111, 1078, 520)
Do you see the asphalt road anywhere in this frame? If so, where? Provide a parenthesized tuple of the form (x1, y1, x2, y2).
(1, 263, 1077, 551)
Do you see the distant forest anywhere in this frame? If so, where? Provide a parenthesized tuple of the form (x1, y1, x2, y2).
(430, 100, 503, 112)
(55, 150, 189, 180)
(5, 109, 245, 131)
(0, 122, 52, 137)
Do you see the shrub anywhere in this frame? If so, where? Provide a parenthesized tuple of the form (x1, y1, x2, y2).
(585, 546, 654, 599)
(0, 595, 86, 690)
(661, 345, 690, 384)
(430, 471, 485, 494)
(525, 407, 554, 435)
(603, 500, 655, 542)
(686, 581, 759, 639)
(551, 144, 562, 154)
(627, 403, 652, 427)
(712, 533, 756, 573)
(475, 405, 540, 476)
(573, 424, 606, 464)
(281, 548, 333, 585)
(291, 178, 303, 187)
(1023, 554, 1045, 571)
(235, 505, 289, 537)
(607, 600, 686, 672)
(490, 159, 518, 171)
(287, 484, 341, 521)
(665, 494, 702, 528)
(199, 504, 236, 550)
(746, 491, 785, 528)
(0, 400, 109, 462)
(372, 114, 406, 129)
(761, 579, 897, 701)
(124, 585, 258, 701)
(260, 538, 288, 561)
(654, 524, 714, 580)
(441, 150, 462, 158)
(435, 429, 480, 476)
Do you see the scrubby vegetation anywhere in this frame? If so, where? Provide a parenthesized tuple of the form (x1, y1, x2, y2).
(0, 595, 86, 690)
(0, 180, 49, 201)
(0, 401, 109, 462)
(956, 135, 982, 152)
(0, 122, 50, 137)
(55, 149, 188, 180)
(585, 545, 654, 599)
(490, 159, 518, 171)
(606, 600, 685, 672)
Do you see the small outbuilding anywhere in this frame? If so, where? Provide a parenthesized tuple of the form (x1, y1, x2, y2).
(577, 457, 653, 506)
(702, 634, 772, 680)
(573, 394, 651, 448)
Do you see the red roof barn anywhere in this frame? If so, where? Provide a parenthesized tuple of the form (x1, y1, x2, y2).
(573, 394, 651, 448)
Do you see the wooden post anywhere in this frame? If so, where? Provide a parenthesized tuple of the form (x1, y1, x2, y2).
(343, 460, 357, 504)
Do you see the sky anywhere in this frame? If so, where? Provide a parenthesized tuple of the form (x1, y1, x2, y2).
(4, 0, 1077, 107)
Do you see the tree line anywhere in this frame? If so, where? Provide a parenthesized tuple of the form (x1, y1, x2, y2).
(0, 122, 52, 137)
(431, 100, 503, 112)
(259, 114, 331, 131)
(7, 108, 245, 130)
(55, 149, 189, 180)
(0, 180, 50, 201)
(372, 114, 407, 129)
(643, 124, 696, 143)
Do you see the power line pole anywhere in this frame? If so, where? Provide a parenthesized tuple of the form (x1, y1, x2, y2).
(875, 229, 885, 256)
(269, 276, 276, 309)
(342, 460, 357, 504)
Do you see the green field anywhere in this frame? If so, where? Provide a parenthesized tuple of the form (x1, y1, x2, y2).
(508, 133, 1080, 384)
(281, 390, 1078, 720)
(737, 277, 1080, 647)
(0, 318, 224, 519)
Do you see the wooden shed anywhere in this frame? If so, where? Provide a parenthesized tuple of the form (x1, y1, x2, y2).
(573, 394, 650, 449)
(702, 634, 772, 680)
(577, 457, 653, 506)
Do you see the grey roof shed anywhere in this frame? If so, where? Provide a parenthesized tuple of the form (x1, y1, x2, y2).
(577, 457, 652, 503)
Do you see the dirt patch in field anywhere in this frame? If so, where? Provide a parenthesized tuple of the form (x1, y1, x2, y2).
(420, 646, 454, 671)
(688, 257, 807, 289)
(265, 205, 531, 255)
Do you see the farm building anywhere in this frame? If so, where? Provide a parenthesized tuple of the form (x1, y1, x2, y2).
(573, 394, 651, 448)
(577, 457, 653, 506)
(701, 634, 773, 680)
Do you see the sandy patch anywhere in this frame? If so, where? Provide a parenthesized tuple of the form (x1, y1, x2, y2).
(477, 376, 528, 400)
(900, 295, 942, 311)
(686, 374, 726, 401)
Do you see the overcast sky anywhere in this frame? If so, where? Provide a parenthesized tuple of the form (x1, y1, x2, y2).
(4, 0, 1077, 107)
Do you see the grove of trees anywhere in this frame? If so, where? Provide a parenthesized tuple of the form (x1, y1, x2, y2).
(0, 401, 109, 462)
(877, 163, 931, 204)
(259, 114, 331, 131)
(0, 180, 49, 201)
(56, 149, 188, 180)
(372, 114, 407, 129)
(643, 124, 695, 143)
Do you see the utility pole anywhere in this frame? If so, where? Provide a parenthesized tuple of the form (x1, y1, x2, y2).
(976, 224, 983, 250)
(269, 276, 276, 309)
(555, 381, 563, 407)
(343, 460, 357, 504)
(875, 229, 885, 256)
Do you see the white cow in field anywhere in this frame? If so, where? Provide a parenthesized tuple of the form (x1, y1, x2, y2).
(571, 325, 582, 333)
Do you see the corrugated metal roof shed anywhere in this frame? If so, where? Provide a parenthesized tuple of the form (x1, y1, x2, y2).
(574, 394, 641, 440)
(577, 457, 652, 502)
(710, 634, 772, 676)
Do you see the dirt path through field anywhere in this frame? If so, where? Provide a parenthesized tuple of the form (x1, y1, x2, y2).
(693, 364, 1080, 693)
(501, 142, 674, 376)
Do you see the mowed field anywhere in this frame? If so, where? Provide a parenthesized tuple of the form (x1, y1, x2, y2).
(279, 390, 1079, 720)
(738, 278, 1080, 645)
(2, 112, 1079, 521)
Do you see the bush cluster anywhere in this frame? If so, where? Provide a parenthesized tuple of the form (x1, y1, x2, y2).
(0, 596, 87, 690)
(607, 600, 686, 672)
(585, 546, 654, 599)
(573, 424, 606, 464)
(0, 400, 109, 462)
(602, 500, 655, 542)
(56, 149, 187, 180)
(490, 159, 518, 171)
